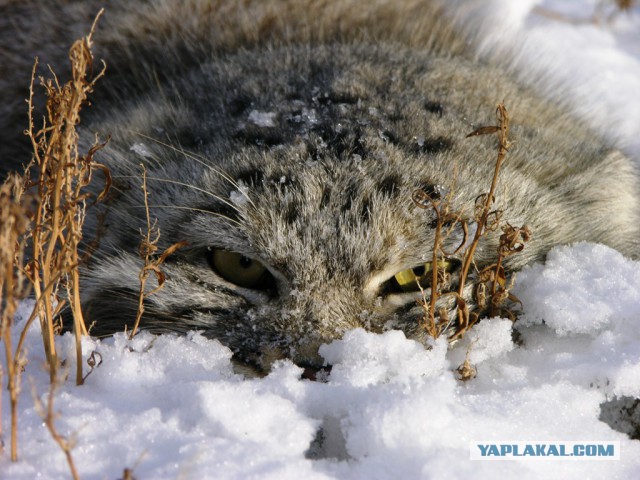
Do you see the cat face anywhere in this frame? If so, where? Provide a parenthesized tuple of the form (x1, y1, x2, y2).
(83, 129, 475, 371)
(78, 45, 472, 370)
(77, 43, 638, 373)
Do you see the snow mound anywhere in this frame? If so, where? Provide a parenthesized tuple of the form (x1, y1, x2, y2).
(514, 242, 640, 336)
(4, 242, 640, 479)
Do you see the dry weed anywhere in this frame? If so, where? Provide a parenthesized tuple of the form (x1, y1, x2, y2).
(455, 350, 477, 382)
(413, 103, 530, 344)
(1, 8, 108, 466)
(32, 376, 81, 480)
(411, 187, 466, 338)
(24, 9, 109, 386)
(0, 174, 31, 460)
(130, 165, 188, 338)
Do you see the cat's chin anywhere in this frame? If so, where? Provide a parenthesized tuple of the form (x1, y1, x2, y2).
(230, 337, 331, 378)
(231, 356, 332, 381)
(231, 358, 269, 378)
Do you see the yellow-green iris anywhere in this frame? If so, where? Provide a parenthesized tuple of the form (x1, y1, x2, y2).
(211, 250, 268, 288)
(394, 260, 452, 292)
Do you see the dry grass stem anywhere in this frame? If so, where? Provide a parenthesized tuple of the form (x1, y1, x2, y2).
(32, 378, 80, 480)
(24, 9, 108, 386)
(130, 165, 188, 339)
(0, 174, 31, 461)
(454, 103, 512, 331)
(414, 103, 530, 344)
(1, 8, 108, 466)
(412, 188, 465, 338)
(455, 344, 477, 382)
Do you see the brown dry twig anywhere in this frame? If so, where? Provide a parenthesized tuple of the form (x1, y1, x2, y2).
(412, 187, 466, 338)
(130, 164, 188, 338)
(451, 103, 516, 337)
(413, 103, 530, 344)
(0, 7, 108, 467)
(455, 343, 478, 382)
(32, 377, 80, 480)
(24, 9, 109, 386)
(0, 174, 31, 461)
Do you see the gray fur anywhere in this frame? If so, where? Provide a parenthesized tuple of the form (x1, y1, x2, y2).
(1, 1, 638, 371)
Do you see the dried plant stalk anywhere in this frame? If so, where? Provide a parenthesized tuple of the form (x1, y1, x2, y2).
(24, 9, 108, 386)
(414, 103, 530, 342)
(32, 378, 80, 480)
(412, 188, 465, 338)
(0, 8, 110, 467)
(130, 164, 188, 338)
(454, 103, 511, 330)
(0, 174, 31, 461)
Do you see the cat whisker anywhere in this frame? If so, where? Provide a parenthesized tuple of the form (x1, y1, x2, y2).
(128, 130, 257, 209)
(131, 205, 243, 227)
(113, 175, 241, 214)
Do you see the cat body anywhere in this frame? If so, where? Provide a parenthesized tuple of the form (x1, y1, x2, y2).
(1, 1, 638, 371)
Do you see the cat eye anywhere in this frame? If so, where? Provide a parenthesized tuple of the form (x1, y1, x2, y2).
(392, 260, 454, 292)
(208, 249, 273, 289)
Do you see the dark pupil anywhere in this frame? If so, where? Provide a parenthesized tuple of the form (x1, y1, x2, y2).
(412, 265, 426, 276)
(239, 256, 253, 268)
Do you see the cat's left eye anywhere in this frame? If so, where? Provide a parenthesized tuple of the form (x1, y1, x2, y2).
(208, 249, 274, 289)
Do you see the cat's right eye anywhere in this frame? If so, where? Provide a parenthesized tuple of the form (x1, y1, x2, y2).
(391, 259, 454, 293)
(207, 249, 274, 290)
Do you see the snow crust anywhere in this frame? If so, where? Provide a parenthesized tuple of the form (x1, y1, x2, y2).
(5, 260, 640, 480)
(2, 1, 640, 479)
(129, 142, 153, 158)
(248, 110, 277, 128)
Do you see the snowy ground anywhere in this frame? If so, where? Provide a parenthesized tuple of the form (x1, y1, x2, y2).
(2, 1, 640, 479)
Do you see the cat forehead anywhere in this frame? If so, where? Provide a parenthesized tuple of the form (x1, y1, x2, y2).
(104, 42, 485, 175)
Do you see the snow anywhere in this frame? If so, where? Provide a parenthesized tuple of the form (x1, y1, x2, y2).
(513, 243, 640, 336)
(452, 0, 640, 158)
(229, 187, 250, 206)
(3, 1, 640, 479)
(129, 142, 153, 158)
(248, 110, 277, 128)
